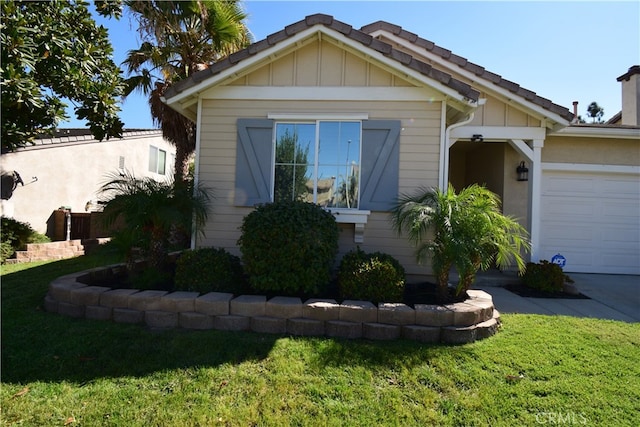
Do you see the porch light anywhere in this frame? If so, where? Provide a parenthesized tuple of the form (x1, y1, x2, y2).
(470, 134, 484, 143)
(516, 161, 529, 181)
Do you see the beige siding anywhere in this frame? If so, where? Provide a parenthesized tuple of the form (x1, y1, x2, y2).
(543, 136, 640, 165)
(237, 39, 415, 89)
(470, 95, 542, 127)
(196, 99, 442, 277)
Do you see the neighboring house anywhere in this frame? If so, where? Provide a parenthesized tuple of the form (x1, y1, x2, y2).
(1, 129, 175, 238)
(162, 14, 639, 277)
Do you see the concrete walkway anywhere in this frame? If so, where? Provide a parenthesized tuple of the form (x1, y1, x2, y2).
(472, 272, 640, 323)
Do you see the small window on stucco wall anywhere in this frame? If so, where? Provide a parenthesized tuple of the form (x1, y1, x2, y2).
(149, 145, 166, 175)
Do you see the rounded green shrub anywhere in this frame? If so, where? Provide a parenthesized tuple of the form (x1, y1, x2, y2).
(338, 247, 406, 303)
(238, 201, 339, 296)
(174, 247, 247, 294)
(521, 260, 573, 293)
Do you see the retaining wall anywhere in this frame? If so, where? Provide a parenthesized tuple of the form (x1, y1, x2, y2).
(44, 268, 501, 344)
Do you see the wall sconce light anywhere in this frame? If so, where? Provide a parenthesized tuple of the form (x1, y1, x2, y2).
(470, 134, 484, 143)
(517, 161, 529, 181)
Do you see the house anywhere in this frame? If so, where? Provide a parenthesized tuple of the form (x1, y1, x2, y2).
(1, 129, 175, 239)
(161, 14, 639, 277)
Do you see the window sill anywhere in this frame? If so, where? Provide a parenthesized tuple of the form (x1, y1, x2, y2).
(326, 209, 371, 243)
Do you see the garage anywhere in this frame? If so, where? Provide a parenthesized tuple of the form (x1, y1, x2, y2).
(540, 168, 640, 275)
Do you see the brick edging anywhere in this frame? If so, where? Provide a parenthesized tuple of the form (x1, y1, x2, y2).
(44, 268, 501, 344)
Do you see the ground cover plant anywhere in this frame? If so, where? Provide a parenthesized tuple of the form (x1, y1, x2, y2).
(2, 252, 639, 426)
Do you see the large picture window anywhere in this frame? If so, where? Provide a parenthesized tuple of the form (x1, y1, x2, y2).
(274, 121, 361, 209)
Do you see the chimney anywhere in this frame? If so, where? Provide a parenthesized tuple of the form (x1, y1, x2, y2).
(616, 65, 640, 126)
(572, 101, 579, 121)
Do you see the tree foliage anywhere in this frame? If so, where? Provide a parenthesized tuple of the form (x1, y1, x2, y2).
(123, 0, 251, 181)
(391, 184, 530, 301)
(586, 101, 605, 123)
(1, 0, 124, 152)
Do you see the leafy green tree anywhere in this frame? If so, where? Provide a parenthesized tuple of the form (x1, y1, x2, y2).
(274, 129, 311, 202)
(123, 0, 251, 182)
(1, 0, 124, 152)
(97, 170, 212, 270)
(391, 184, 530, 301)
(586, 101, 605, 123)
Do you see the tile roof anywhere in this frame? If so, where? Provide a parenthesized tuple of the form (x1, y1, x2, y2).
(360, 21, 574, 122)
(164, 14, 480, 104)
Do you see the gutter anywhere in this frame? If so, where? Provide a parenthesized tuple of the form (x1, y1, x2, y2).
(439, 106, 476, 189)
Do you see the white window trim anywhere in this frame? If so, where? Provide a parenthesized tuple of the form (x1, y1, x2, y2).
(268, 112, 369, 120)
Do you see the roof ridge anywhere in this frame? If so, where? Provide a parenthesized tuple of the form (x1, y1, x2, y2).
(164, 14, 480, 104)
(360, 20, 574, 122)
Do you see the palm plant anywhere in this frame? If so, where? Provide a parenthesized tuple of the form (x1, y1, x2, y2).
(123, 0, 251, 182)
(97, 171, 212, 270)
(391, 184, 530, 301)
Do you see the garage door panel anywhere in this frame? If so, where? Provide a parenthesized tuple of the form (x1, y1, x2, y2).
(541, 170, 640, 275)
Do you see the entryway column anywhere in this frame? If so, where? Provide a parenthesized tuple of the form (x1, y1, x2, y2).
(529, 139, 544, 263)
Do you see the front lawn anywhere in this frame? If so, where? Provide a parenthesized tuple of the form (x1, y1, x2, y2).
(2, 252, 638, 426)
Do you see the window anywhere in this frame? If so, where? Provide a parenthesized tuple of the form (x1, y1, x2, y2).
(274, 121, 361, 209)
(149, 146, 167, 175)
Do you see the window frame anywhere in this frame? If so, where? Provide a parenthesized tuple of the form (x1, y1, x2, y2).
(271, 119, 363, 210)
(149, 145, 167, 175)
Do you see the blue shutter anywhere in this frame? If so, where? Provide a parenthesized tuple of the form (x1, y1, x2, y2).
(235, 119, 274, 206)
(360, 120, 401, 211)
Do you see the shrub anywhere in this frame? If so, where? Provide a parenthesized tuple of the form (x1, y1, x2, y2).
(174, 247, 247, 294)
(338, 247, 406, 303)
(521, 260, 573, 293)
(238, 201, 339, 296)
(1, 216, 50, 262)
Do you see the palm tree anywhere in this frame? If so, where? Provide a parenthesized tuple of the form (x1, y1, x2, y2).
(97, 170, 212, 270)
(391, 184, 530, 301)
(123, 0, 251, 182)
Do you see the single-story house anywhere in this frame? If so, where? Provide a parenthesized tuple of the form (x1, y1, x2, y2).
(162, 14, 639, 277)
(1, 129, 175, 239)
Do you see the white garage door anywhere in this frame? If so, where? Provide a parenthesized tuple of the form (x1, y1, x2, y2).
(540, 169, 640, 274)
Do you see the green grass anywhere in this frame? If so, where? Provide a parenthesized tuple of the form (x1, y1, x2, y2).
(2, 251, 639, 426)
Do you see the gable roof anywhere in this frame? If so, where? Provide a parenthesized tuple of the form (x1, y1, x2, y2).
(163, 14, 480, 107)
(360, 20, 574, 123)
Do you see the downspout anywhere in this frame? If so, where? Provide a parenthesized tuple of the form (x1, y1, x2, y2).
(190, 97, 203, 250)
(439, 103, 475, 189)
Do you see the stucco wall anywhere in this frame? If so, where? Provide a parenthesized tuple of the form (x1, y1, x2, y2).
(543, 135, 639, 165)
(196, 98, 443, 278)
(1, 132, 174, 235)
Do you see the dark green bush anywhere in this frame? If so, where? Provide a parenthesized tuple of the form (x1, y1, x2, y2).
(521, 260, 573, 293)
(338, 247, 406, 303)
(1, 216, 50, 263)
(238, 201, 339, 296)
(174, 247, 247, 294)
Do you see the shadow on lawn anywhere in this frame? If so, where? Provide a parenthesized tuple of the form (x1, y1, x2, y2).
(1, 255, 455, 385)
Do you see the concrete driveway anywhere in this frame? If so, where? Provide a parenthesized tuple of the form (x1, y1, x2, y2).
(474, 273, 640, 323)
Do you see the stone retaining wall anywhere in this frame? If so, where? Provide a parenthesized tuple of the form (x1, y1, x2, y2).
(44, 268, 501, 344)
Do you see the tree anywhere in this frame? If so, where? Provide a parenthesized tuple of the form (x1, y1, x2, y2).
(391, 184, 530, 302)
(123, 0, 251, 182)
(97, 170, 212, 271)
(586, 101, 605, 123)
(274, 129, 311, 202)
(1, 0, 124, 153)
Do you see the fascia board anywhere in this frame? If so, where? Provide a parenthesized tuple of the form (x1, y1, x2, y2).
(550, 126, 640, 139)
(370, 30, 571, 128)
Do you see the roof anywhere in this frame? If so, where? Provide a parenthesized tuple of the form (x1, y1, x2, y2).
(15, 129, 163, 152)
(163, 14, 480, 104)
(359, 21, 574, 122)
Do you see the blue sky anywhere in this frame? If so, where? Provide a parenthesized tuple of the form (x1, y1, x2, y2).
(62, 1, 640, 129)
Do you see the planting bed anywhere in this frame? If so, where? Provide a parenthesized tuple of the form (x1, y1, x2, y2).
(44, 265, 501, 344)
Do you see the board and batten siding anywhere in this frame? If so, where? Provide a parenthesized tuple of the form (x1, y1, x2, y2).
(196, 98, 443, 277)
